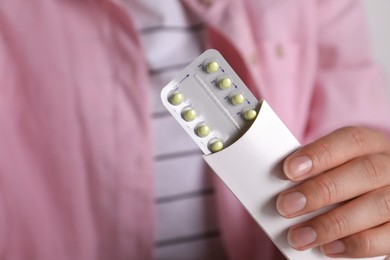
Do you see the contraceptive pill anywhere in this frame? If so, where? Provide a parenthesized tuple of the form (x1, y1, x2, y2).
(230, 92, 245, 105)
(218, 76, 232, 89)
(182, 107, 197, 122)
(196, 124, 211, 137)
(243, 109, 257, 121)
(208, 139, 224, 153)
(204, 59, 219, 73)
(169, 91, 184, 106)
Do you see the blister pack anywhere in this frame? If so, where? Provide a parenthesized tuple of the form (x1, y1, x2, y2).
(160, 49, 384, 260)
(160, 49, 259, 155)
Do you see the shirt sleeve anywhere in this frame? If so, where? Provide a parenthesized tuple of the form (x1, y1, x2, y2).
(304, 0, 390, 143)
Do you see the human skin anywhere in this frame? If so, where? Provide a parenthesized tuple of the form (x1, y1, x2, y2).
(276, 127, 390, 258)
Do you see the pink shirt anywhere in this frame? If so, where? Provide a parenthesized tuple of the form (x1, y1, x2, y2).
(0, 0, 389, 259)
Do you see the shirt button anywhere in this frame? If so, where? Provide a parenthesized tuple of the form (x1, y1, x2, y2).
(275, 44, 285, 59)
(199, 0, 214, 6)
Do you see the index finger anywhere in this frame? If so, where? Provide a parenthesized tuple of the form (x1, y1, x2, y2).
(283, 127, 389, 181)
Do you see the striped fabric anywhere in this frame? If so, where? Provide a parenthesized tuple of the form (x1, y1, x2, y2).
(125, 1, 227, 259)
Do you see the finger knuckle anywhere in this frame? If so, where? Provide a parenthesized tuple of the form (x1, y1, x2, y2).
(355, 234, 379, 256)
(361, 155, 384, 184)
(343, 127, 366, 149)
(374, 191, 390, 217)
(312, 140, 334, 169)
(313, 176, 345, 205)
(321, 211, 351, 238)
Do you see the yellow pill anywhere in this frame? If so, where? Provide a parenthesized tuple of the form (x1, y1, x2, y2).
(182, 108, 197, 122)
(169, 92, 184, 106)
(218, 77, 232, 89)
(231, 93, 245, 105)
(205, 60, 219, 73)
(195, 124, 211, 137)
(209, 139, 224, 153)
(243, 109, 257, 120)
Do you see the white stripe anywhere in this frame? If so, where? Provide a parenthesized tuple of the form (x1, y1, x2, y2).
(155, 194, 219, 242)
(155, 237, 227, 260)
(153, 115, 199, 156)
(155, 155, 210, 199)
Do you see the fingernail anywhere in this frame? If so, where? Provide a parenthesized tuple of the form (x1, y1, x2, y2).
(321, 240, 346, 255)
(288, 226, 317, 249)
(277, 192, 306, 217)
(285, 155, 312, 179)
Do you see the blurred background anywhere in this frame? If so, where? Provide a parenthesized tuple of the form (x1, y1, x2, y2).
(362, 0, 390, 98)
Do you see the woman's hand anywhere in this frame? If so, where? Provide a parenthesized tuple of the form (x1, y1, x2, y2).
(276, 127, 390, 258)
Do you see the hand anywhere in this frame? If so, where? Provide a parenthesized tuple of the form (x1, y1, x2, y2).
(276, 127, 390, 258)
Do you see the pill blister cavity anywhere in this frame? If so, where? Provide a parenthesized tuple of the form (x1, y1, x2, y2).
(218, 76, 232, 90)
(230, 93, 245, 105)
(204, 59, 220, 74)
(208, 138, 224, 153)
(243, 109, 257, 121)
(195, 124, 211, 138)
(182, 107, 197, 122)
(169, 91, 184, 106)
